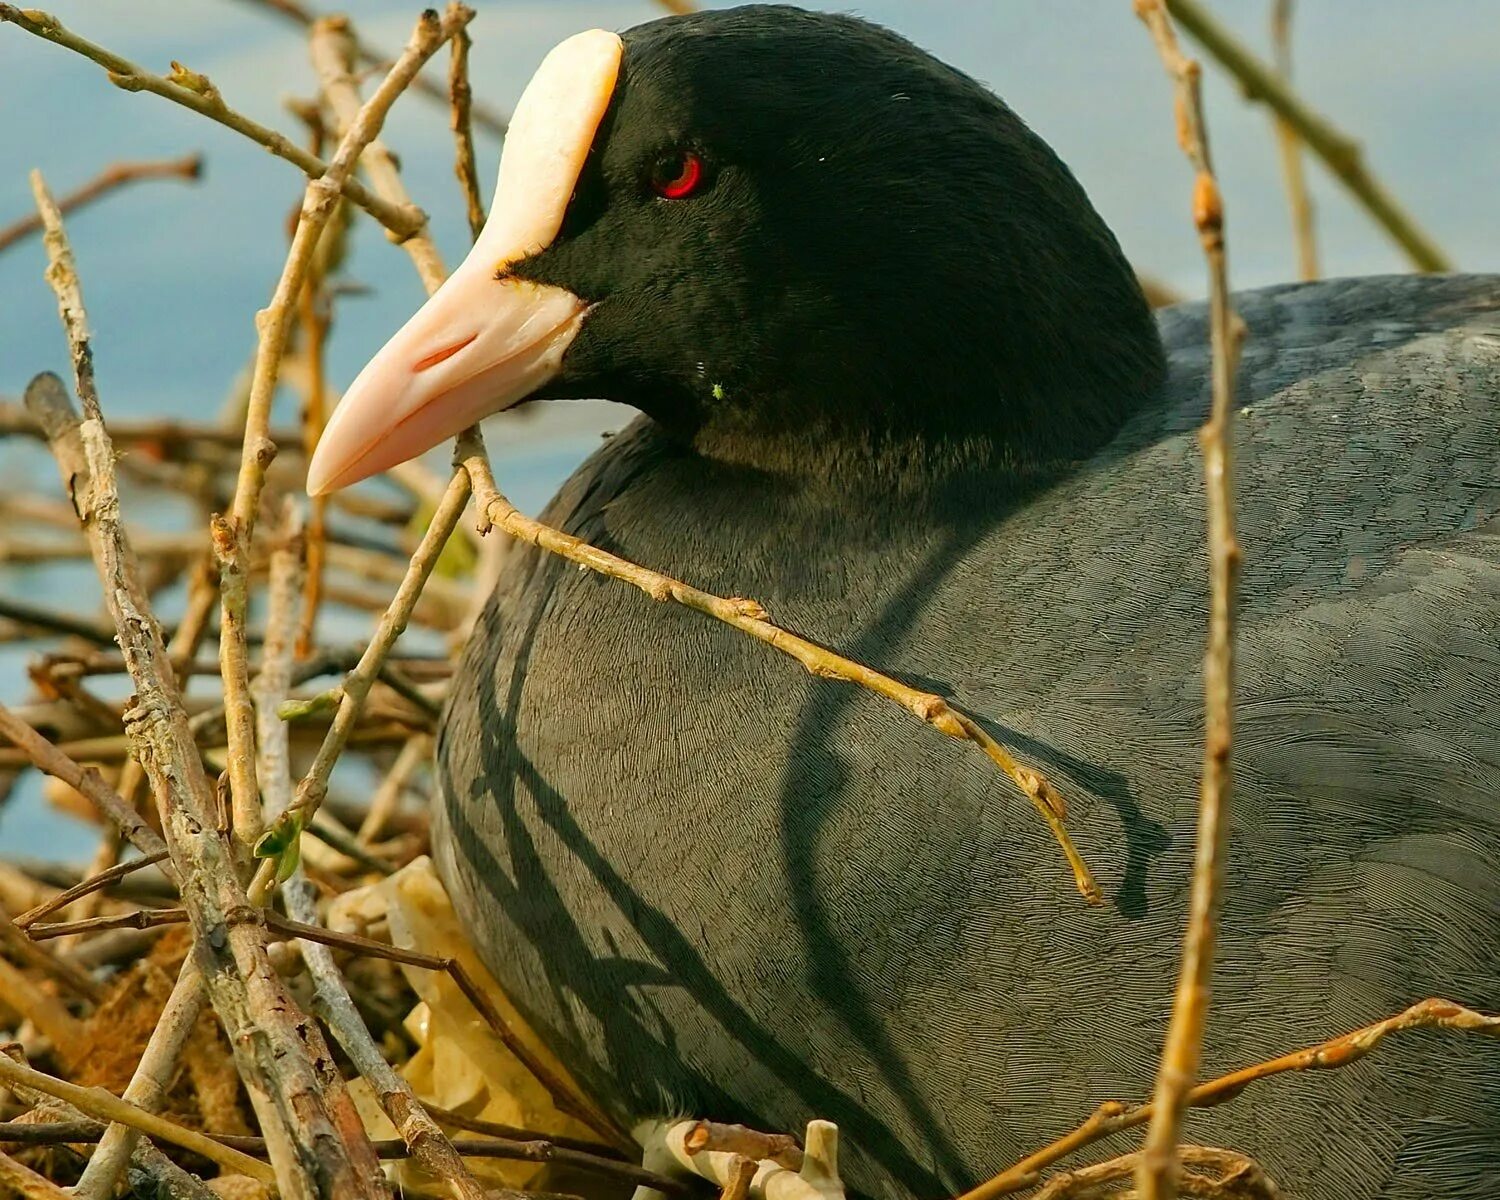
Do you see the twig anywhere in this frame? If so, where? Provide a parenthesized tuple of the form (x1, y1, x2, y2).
(1131, 5, 1241, 1198)
(0, 154, 202, 253)
(286, 873, 490, 1200)
(24, 183, 379, 1199)
(0, 595, 119, 645)
(0, 1053, 274, 1184)
(457, 437, 1100, 902)
(0, 1119, 690, 1194)
(12, 850, 171, 928)
(1163, 0, 1450, 271)
(279, 470, 471, 831)
(0, 5, 425, 239)
(0, 400, 303, 449)
(358, 734, 429, 842)
(27, 907, 188, 941)
(258, 910, 632, 1150)
(231, 0, 509, 137)
(719, 1156, 758, 1200)
(0, 1149, 72, 1200)
(0, 700, 169, 861)
(71, 958, 208, 1200)
(422, 1102, 622, 1159)
(685, 1121, 804, 1171)
(448, 24, 486, 240)
(957, 997, 1499, 1199)
(1268, 0, 1316, 281)
(216, 4, 474, 860)
(1033, 1145, 1279, 1199)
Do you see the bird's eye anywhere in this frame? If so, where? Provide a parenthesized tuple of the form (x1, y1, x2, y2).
(649, 149, 706, 200)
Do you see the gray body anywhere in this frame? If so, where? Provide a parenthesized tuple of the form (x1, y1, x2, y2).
(436, 275, 1500, 1199)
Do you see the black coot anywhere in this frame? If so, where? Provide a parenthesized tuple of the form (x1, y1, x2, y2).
(309, 8, 1500, 1198)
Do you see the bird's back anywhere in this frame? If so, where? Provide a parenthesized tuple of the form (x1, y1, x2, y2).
(436, 273, 1500, 1199)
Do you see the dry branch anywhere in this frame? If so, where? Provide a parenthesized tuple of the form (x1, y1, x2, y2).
(24, 179, 381, 1199)
(0, 154, 202, 253)
(958, 998, 1499, 1199)
(0, 1053, 274, 1184)
(457, 438, 1100, 902)
(1268, 0, 1317, 281)
(1163, 0, 1450, 271)
(0, 5, 424, 239)
(231, 0, 509, 137)
(1131, 4, 1242, 1198)
(217, 6, 473, 866)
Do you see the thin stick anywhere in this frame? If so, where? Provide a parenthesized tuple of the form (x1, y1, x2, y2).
(1163, 0, 1450, 272)
(0, 1120, 690, 1194)
(24, 188, 377, 1198)
(1268, 0, 1317, 281)
(71, 958, 208, 1200)
(282, 469, 472, 828)
(0, 154, 202, 253)
(458, 437, 1099, 902)
(0, 5, 423, 238)
(0, 1055, 273, 1184)
(216, 4, 474, 857)
(0, 700, 168, 861)
(448, 24, 486, 241)
(231, 0, 509, 137)
(357, 733, 430, 843)
(422, 1102, 622, 1158)
(1032, 1145, 1279, 1199)
(13, 850, 170, 928)
(0, 1150, 72, 1200)
(958, 997, 1499, 1199)
(258, 910, 633, 1151)
(1132, 5, 1241, 1198)
(286, 873, 491, 1200)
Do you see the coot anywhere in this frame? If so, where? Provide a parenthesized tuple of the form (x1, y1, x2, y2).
(309, 8, 1500, 1198)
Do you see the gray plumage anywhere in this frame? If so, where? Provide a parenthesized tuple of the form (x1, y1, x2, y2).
(436, 273, 1500, 1199)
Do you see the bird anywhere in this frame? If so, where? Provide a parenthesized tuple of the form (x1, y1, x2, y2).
(307, 6, 1500, 1198)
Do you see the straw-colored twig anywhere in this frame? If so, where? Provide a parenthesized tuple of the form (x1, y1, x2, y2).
(1131, 5, 1241, 1198)
(0, 700, 168, 860)
(217, 4, 473, 860)
(23, 183, 380, 1199)
(0, 154, 202, 253)
(684, 1120, 804, 1171)
(1033, 1145, 1279, 1199)
(0, 1053, 272, 1184)
(231, 0, 509, 137)
(286, 874, 491, 1200)
(448, 24, 486, 241)
(358, 733, 430, 842)
(0, 5, 423, 238)
(12, 850, 170, 928)
(0, 1150, 72, 1200)
(273, 470, 472, 833)
(457, 437, 1100, 902)
(71, 958, 208, 1200)
(965, 997, 1500, 1200)
(1268, 0, 1316, 281)
(1163, 0, 1449, 272)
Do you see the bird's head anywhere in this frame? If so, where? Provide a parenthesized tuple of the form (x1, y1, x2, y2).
(307, 5, 1164, 495)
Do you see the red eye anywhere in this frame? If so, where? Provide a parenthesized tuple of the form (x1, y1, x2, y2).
(650, 149, 705, 200)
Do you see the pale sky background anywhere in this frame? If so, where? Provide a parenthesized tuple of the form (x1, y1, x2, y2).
(0, 1, 1495, 855)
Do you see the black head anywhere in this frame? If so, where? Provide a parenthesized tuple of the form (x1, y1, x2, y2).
(309, 6, 1166, 495)
(517, 6, 1165, 469)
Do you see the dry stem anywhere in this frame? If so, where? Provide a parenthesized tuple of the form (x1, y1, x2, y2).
(0, 153, 202, 253)
(0, 1053, 273, 1184)
(0, 5, 423, 238)
(458, 438, 1099, 902)
(1163, 0, 1450, 271)
(24, 183, 380, 1198)
(958, 997, 1499, 1199)
(1131, 5, 1242, 1198)
(448, 24, 486, 241)
(1268, 0, 1317, 281)
(217, 5, 473, 863)
(232, 0, 509, 136)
